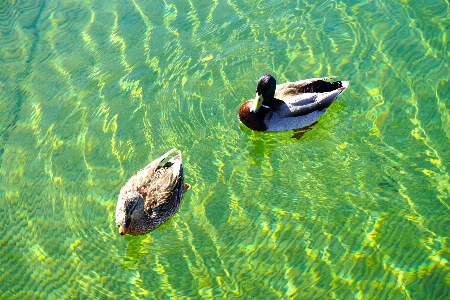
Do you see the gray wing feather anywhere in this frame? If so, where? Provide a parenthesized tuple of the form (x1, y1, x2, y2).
(274, 80, 347, 118)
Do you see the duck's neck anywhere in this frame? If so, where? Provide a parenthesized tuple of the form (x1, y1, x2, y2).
(261, 91, 276, 107)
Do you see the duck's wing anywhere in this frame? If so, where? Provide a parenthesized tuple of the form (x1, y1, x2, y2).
(275, 77, 337, 97)
(143, 151, 185, 216)
(118, 148, 178, 200)
(129, 148, 178, 188)
(273, 79, 348, 118)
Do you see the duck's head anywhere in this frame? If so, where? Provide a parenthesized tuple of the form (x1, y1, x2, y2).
(251, 74, 276, 113)
(115, 191, 144, 235)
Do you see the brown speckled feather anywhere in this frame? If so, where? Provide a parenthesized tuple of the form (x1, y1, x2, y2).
(115, 149, 190, 235)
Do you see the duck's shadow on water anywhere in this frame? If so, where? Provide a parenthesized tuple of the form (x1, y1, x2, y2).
(118, 219, 175, 270)
(291, 121, 319, 140)
(119, 236, 150, 270)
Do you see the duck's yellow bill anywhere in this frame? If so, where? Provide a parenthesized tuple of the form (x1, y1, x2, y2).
(250, 94, 263, 113)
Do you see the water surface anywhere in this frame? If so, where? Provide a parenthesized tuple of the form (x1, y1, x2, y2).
(1, 0, 449, 298)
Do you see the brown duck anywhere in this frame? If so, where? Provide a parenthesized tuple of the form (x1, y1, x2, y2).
(115, 148, 190, 236)
(238, 74, 349, 132)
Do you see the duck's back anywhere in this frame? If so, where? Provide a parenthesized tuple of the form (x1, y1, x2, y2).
(265, 78, 349, 131)
(275, 78, 345, 100)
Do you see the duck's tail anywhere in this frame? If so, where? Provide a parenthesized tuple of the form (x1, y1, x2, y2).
(315, 80, 349, 109)
(299, 79, 348, 94)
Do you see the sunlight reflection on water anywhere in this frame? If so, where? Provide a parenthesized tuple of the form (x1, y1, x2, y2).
(0, 0, 449, 298)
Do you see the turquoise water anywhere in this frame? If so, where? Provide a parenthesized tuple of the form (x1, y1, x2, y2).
(1, 0, 449, 298)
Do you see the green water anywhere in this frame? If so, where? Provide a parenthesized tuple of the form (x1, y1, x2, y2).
(1, 0, 449, 298)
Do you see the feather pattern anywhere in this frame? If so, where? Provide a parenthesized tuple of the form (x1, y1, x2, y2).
(115, 149, 190, 235)
(238, 74, 349, 132)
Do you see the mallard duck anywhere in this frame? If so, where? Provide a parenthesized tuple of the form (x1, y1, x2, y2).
(115, 148, 190, 236)
(238, 74, 349, 132)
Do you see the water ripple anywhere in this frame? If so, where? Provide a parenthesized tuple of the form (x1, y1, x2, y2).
(1, 0, 450, 298)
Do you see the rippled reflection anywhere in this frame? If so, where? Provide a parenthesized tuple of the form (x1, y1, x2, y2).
(0, 0, 449, 298)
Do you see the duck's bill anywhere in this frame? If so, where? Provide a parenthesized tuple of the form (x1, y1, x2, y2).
(119, 216, 132, 235)
(119, 226, 130, 235)
(250, 94, 263, 113)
